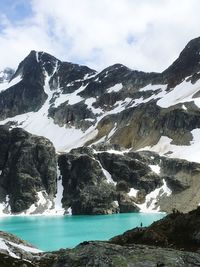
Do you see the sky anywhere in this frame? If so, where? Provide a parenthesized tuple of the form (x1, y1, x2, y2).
(0, 0, 200, 72)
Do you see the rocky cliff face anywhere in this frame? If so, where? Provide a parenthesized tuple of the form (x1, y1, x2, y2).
(1, 123, 198, 215)
(58, 147, 118, 215)
(0, 126, 57, 214)
(57, 146, 200, 214)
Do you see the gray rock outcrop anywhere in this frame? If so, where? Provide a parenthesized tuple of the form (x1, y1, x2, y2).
(0, 127, 57, 213)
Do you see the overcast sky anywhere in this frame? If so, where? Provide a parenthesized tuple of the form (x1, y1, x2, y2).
(0, 0, 200, 72)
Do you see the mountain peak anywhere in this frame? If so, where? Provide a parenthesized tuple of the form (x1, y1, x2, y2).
(162, 36, 200, 86)
(11, 50, 60, 82)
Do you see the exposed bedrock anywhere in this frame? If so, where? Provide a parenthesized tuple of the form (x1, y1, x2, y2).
(110, 207, 200, 252)
(49, 102, 95, 130)
(0, 127, 57, 213)
(0, 51, 49, 120)
(90, 101, 200, 149)
(58, 146, 200, 214)
(58, 147, 118, 215)
(34, 242, 200, 267)
(1, 123, 200, 215)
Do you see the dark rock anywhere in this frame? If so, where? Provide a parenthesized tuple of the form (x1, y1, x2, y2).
(50, 61, 96, 93)
(57, 146, 200, 213)
(97, 152, 162, 194)
(0, 51, 50, 120)
(0, 254, 34, 267)
(0, 79, 47, 120)
(162, 37, 200, 88)
(117, 192, 139, 213)
(110, 207, 200, 252)
(49, 101, 95, 130)
(34, 242, 200, 267)
(79, 63, 160, 99)
(58, 150, 117, 215)
(116, 180, 130, 192)
(0, 127, 57, 213)
(0, 126, 10, 170)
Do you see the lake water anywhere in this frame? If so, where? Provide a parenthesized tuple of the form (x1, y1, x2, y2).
(0, 213, 165, 251)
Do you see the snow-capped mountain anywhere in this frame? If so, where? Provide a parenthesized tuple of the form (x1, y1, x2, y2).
(0, 68, 15, 84)
(1, 37, 200, 215)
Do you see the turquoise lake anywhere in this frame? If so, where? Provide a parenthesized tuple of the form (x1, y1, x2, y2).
(0, 213, 165, 251)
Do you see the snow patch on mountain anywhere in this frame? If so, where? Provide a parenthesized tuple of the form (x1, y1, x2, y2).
(149, 165, 161, 174)
(8, 240, 41, 254)
(139, 84, 167, 92)
(107, 123, 117, 140)
(96, 160, 117, 185)
(157, 78, 200, 108)
(35, 51, 39, 63)
(128, 188, 139, 198)
(136, 179, 171, 212)
(0, 70, 98, 152)
(67, 207, 72, 215)
(107, 83, 123, 93)
(54, 84, 86, 108)
(85, 97, 103, 115)
(0, 238, 20, 258)
(140, 129, 200, 163)
(0, 74, 22, 93)
(0, 167, 65, 216)
(53, 167, 65, 215)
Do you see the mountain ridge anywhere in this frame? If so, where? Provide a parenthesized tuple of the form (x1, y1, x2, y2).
(0, 37, 200, 215)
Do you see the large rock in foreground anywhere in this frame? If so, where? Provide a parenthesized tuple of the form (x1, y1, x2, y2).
(37, 242, 200, 267)
(0, 231, 41, 267)
(1, 241, 200, 267)
(110, 207, 200, 251)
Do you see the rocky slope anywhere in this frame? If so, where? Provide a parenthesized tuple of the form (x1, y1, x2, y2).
(31, 242, 200, 267)
(2, 241, 200, 267)
(110, 207, 200, 252)
(0, 37, 200, 214)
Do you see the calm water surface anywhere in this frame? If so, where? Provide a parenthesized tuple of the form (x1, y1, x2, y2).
(0, 213, 165, 251)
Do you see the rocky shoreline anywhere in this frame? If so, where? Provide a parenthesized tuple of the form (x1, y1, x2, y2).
(1, 208, 200, 266)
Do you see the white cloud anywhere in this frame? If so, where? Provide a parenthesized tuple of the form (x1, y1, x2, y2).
(0, 0, 200, 72)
